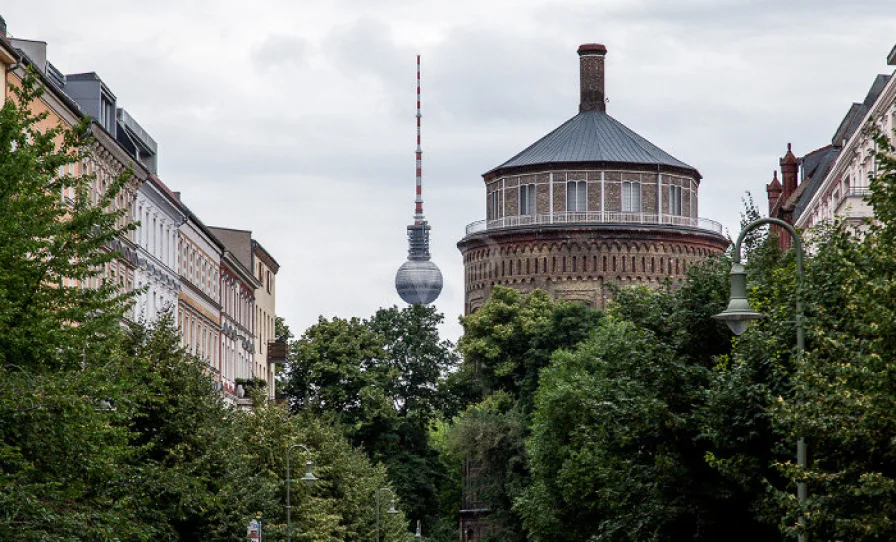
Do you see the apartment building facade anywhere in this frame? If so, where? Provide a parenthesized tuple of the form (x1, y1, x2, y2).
(252, 241, 280, 401)
(179, 213, 224, 383)
(3, 15, 284, 406)
(768, 44, 896, 243)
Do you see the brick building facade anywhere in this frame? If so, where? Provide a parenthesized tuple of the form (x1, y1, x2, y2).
(458, 44, 728, 316)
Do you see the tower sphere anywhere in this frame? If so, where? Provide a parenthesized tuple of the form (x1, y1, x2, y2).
(395, 259, 443, 305)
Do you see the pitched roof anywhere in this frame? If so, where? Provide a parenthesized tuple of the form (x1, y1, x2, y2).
(792, 145, 839, 219)
(486, 109, 699, 178)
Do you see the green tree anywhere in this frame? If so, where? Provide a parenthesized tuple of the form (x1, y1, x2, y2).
(521, 256, 783, 541)
(283, 305, 460, 538)
(0, 69, 141, 540)
(768, 129, 896, 541)
(0, 69, 133, 372)
(233, 402, 408, 542)
(275, 315, 294, 344)
(448, 287, 603, 540)
(112, 316, 249, 540)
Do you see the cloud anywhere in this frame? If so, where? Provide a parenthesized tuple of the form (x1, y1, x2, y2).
(252, 34, 309, 70)
(5, 0, 896, 343)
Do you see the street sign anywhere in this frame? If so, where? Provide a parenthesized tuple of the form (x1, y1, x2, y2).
(247, 519, 261, 541)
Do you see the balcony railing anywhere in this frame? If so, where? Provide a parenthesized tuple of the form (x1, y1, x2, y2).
(464, 211, 724, 236)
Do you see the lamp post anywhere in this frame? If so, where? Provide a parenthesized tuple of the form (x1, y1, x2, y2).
(375, 487, 398, 542)
(713, 217, 807, 542)
(286, 443, 318, 542)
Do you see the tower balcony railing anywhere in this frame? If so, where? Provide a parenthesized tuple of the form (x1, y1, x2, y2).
(464, 211, 724, 236)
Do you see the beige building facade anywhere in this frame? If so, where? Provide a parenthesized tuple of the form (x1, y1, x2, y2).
(179, 213, 224, 385)
(252, 241, 280, 401)
(6, 32, 143, 307)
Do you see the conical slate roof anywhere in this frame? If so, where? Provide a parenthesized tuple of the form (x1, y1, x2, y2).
(486, 109, 699, 178)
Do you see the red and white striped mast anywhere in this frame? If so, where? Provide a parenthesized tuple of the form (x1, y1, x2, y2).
(394, 54, 442, 305)
(414, 54, 424, 225)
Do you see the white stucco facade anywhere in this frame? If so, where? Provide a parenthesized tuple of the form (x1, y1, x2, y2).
(134, 177, 184, 324)
(797, 68, 896, 230)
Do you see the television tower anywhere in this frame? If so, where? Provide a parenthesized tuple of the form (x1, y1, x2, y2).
(395, 55, 443, 305)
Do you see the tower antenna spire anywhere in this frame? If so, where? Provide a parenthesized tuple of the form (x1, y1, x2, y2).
(415, 54, 424, 224)
(395, 54, 443, 305)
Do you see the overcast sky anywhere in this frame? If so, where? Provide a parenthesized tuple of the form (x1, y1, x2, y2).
(5, 1, 895, 341)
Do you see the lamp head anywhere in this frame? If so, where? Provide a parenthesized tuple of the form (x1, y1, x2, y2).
(301, 459, 318, 486)
(388, 498, 398, 515)
(712, 262, 764, 335)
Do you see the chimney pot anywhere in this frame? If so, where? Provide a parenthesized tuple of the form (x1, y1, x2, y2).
(577, 43, 607, 56)
(578, 43, 607, 113)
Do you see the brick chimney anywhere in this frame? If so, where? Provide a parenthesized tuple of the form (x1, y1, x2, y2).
(766, 170, 783, 215)
(780, 143, 799, 201)
(578, 43, 607, 112)
(0, 16, 7, 38)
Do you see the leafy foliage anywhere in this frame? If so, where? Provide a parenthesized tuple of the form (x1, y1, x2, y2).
(283, 304, 460, 539)
(447, 287, 603, 539)
(0, 72, 412, 541)
(0, 69, 134, 372)
(0, 69, 140, 540)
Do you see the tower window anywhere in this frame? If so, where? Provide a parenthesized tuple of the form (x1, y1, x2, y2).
(519, 184, 536, 216)
(488, 191, 500, 220)
(622, 181, 641, 213)
(670, 185, 683, 215)
(566, 181, 587, 212)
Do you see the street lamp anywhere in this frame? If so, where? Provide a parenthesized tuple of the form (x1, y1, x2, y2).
(375, 487, 399, 542)
(286, 443, 317, 542)
(713, 217, 807, 542)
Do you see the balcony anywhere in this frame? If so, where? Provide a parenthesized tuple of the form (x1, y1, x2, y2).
(464, 211, 724, 237)
(833, 188, 874, 221)
(267, 341, 289, 364)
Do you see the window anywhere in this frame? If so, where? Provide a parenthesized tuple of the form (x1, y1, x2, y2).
(670, 185, 683, 216)
(622, 181, 641, 212)
(519, 183, 536, 215)
(566, 181, 587, 212)
(489, 191, 501, 220)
